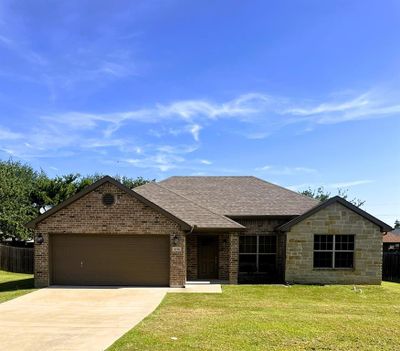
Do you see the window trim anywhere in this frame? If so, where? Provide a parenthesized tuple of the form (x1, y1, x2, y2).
(239, 235, 277, 274)
(313, 234, 355, 270)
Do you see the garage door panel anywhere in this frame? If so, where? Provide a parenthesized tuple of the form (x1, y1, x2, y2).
(51, 234, 170, 286)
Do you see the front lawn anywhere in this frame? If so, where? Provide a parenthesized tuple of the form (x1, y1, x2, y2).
(0, 270, 35, 303)
(109, 283, 400, 351)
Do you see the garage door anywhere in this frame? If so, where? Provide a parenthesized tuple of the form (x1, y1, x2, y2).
(51, 234, 170, 286)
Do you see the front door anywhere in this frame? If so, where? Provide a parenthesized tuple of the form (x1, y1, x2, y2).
(198, 236, 219, 279)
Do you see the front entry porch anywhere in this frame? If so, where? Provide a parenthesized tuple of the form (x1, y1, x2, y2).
(186, 233, 238, 284)
(186, 232, 285, 284)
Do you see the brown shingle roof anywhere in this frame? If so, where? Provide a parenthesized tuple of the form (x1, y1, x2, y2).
(157, 176, 319, 216)
(134, 182, 245, 230)
(383, 232, 400, 243)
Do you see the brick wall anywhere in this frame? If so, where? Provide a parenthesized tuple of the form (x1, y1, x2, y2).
(228, 233, 239, 284)
(186, 235, 197, 280)
(218, 234, 230, 280)
(285, 202, 382, 284)
(34, 181, 186, 288)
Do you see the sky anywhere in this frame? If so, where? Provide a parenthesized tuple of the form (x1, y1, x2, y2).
(0, 0, 399, 226)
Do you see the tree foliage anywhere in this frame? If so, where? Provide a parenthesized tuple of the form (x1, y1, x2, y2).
(394, 220, 400, 229)
(0, 160, 152, 241)
(300, 187, 366, 208)
(0, 160, 39, 240)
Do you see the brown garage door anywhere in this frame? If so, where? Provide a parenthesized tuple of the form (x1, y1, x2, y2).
(51, 234, 170, 286)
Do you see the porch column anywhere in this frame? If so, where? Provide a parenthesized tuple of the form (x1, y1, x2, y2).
(228, 232, 239, 284)
(169, 232, 186, 288)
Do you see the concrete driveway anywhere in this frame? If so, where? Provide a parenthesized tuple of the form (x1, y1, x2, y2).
(0, 287, 167, 351)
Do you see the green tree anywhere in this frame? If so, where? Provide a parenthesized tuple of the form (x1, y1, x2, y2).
(300, 187, 365, 207)
(0, 160, 38, 240)
(394, 220, 400, 229)
(78, 173, 153, 190)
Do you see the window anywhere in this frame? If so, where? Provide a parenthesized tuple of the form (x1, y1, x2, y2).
(239, 235, 276, 273)
(313, 235, 355, 269)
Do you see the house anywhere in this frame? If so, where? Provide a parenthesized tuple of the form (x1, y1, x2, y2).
(383, 231, 400, 252)
(26, 176, 392, 288)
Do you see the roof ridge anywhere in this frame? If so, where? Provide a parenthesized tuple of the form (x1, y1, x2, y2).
(154, 182, 244, 228)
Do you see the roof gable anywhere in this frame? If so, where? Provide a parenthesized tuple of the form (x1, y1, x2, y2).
(277, 196, 392, 232)
(134, 182, 245, 231)
(26, 176, 191, 230)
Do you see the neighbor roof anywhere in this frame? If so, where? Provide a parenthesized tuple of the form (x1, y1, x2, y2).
(154, 176, 320, 216)
(277, 196, 393, 232)
(383, 232, 400, 243)
(134, 182, 245, 231)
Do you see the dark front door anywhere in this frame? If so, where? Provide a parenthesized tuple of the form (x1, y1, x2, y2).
(198, 236, 219, 279)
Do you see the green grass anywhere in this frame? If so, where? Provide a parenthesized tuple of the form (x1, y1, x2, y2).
(109, 283, 400, 351)
(0, 270, 35, 303)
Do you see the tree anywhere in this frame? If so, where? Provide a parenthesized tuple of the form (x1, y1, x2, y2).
(77, 174, 153, 190)
(0, 160, 39, 241)
(394, 220, 400, 229)
(300, 187, 365, 208)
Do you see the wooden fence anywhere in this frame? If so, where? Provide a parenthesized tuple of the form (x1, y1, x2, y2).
(0, 244, 34, 274)
(383, 252, 400, 282)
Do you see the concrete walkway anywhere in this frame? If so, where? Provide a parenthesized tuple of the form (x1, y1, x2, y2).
(0, 284, 221, 351)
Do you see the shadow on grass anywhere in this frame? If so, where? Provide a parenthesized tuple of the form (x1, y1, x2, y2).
(0, 278, 34, 292)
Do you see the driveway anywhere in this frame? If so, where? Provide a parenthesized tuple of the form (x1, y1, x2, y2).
(0, 287, 167, 351)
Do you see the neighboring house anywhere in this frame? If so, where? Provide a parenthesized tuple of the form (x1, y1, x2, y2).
(26, 176, 392, 288)
(383, 231, 400, 252)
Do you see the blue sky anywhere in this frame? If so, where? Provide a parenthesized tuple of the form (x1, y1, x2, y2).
(0, 1, 399, 225)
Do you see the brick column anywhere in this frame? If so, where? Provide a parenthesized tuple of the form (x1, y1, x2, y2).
(228, 232, 239, 284)
(186, 235, 198, 280)
(34, 232, 50, 288)
(170, 233, 186, 287)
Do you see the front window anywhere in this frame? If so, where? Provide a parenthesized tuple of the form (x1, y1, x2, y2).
(239, 235, 276, 273)
(313, 234, 355, 269)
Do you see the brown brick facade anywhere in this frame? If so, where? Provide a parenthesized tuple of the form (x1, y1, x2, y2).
(34, 182, 186, 288)
(285, 202, 382, 284)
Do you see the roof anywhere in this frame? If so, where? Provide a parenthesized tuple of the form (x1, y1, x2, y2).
(134, 183, 245, 231)
(154, 176, 319, 216)
(383, 232, 400, 243)
(26, 176, 192, 231)
(277, 196, 393, 232)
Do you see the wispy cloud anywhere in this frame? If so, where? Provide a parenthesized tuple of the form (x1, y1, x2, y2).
(328, 180, 375, 188)
(200, 159, 212, 165)
(1, 90, 399, 173)
(256, 165, 317, 175)
(288, 179, 375, 191)
(38, 89, 400, 143)
(0, 127, 22, 140)
(0, 33, 47, 65)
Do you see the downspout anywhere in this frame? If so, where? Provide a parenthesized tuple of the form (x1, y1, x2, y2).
(188, 224, 197, 234)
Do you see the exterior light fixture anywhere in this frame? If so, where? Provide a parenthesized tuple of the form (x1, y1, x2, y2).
(36, 233, 44, 245)
(172, 234, 179, 246)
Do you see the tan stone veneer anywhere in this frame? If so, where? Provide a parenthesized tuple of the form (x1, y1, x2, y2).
(285, 202, 382, 284)
(34, 181, 186, 288)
